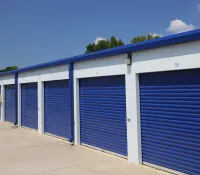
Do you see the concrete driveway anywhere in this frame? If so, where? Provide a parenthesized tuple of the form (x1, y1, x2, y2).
(0, 122, 166, 175)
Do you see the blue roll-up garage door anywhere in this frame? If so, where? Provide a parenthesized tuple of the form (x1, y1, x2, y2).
(140, 69, 200, 175)
(79, 75, 127, 157)
(21, 83, 38, 130)
(44, 80, 71, 139)
(5, 85, 16, 123)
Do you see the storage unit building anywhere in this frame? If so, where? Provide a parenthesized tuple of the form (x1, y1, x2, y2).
(5, 84, 16, 123)
(44, 80, 71, 139)
(21, 83, 38, 130)
(0, 85, 2, 120)
(79, 75, 127, 157)
(0, 86, 1, 120)
(0, 29, 200, 175)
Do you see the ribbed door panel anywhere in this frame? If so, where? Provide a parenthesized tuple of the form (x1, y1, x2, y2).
(140, 69, 200, 175)
(21, 83, 38, 130)
(44, 80, 71, 139)
(5, 85, 16, 123)
(79, 75, 127, 156)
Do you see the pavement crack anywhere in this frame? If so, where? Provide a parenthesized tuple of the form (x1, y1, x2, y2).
(32, 159, 107, 175)
(0, 128, 16, 131)
(22, 142, 64, 149)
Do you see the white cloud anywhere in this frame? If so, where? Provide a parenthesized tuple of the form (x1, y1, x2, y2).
(150, 33, 162, 37)
(94, 37, 107, 45)
(167, 19, 196, 34)
(198, 4, 200, 10)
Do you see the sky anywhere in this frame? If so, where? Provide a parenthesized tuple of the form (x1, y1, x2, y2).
(0, 0, 200, 69)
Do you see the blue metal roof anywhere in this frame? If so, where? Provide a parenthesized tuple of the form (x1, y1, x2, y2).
(1, 29, 200, 76)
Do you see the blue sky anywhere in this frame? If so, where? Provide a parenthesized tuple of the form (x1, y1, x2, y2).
(0, 0, 200, 69)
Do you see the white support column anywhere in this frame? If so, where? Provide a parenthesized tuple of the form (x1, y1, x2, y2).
(1, 85, 5, 122)
(38, 81, 44, 134)
(18, 83, 21, 127)
(126, 67, 142, 164)
(74, 78, 80, 145)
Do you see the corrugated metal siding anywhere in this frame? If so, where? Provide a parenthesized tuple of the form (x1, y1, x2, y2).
(21, 83, 38, 130)
(140, 69, 200, 175)
(5, 85, 16, 123)
(79, 75, 127, 156)
(44, 80, 71, 139)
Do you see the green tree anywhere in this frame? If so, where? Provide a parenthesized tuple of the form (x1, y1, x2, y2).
(85, 36, 124, 53)
(109, 36, 124, 48)
(86, 43, 96, 53)
(95, 40, 109, 51)
(0, 66, 18, 72)
(131, 34, 160, 44)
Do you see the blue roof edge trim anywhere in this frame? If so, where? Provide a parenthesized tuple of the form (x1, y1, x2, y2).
(1, 28, 200, 76)
(0, 70, 17, 76)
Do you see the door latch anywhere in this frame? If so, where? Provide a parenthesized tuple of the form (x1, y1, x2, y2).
(126, 118, 131, 122)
